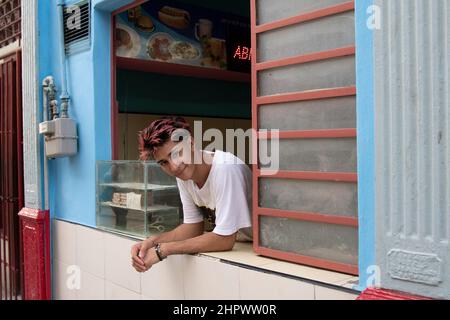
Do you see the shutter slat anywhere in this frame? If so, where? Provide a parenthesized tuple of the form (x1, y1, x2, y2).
(63, 0, 91, 55)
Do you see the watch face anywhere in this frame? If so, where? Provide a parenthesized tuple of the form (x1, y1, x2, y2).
(226, 24, 251, 73)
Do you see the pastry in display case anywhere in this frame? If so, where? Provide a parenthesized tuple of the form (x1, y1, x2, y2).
(96, 161, 182, 238)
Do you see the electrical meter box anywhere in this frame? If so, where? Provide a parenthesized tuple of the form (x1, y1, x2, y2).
(96, 161, 183, 238)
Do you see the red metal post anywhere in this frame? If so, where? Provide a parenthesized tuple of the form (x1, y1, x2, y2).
(110, 14, 118, 160)
(18, 209, 51, 300)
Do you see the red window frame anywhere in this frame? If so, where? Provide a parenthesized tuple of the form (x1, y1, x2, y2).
(110, 0, 149, 160)
(251, 0, 358, 275)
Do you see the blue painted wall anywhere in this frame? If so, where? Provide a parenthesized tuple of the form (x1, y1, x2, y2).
(39, 0, 134, 226)
(355, 0, 375, 290)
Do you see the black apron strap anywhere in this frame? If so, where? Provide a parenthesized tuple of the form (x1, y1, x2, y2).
(197, 206, 216, 232)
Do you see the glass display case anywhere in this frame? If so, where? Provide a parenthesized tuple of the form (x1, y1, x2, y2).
(96, 161, 182, 238)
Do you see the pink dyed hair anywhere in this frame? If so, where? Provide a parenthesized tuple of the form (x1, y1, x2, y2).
(138, 116, 192, 160)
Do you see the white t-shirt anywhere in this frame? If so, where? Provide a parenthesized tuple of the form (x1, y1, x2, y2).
(176, 150, 252, 237)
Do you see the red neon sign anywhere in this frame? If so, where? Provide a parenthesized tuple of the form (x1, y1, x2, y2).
(233, 46, 252, 61)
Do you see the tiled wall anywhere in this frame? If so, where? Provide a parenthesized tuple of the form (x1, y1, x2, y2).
(52, 219, 357, 300)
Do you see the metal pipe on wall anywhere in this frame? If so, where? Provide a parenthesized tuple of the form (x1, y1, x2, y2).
(57, 0, 70, 118)
(42, 76, 55, 211)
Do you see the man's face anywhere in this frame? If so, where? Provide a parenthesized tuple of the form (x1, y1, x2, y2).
(153, 139, 196, 181)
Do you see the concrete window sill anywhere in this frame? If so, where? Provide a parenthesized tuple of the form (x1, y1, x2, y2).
(198, 242, 360, 293)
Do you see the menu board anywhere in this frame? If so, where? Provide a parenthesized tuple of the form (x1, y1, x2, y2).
(115, 0, 250, 72)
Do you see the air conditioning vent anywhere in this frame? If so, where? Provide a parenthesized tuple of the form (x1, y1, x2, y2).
(63, 0, 91, 55)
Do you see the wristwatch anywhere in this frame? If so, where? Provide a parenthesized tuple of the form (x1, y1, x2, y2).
(154, 243, 166, 261)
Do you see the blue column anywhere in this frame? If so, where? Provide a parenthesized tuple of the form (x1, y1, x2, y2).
(355, 0, 375, 290)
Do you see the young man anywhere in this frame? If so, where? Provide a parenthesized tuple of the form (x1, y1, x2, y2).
(131, 117, 252, 273)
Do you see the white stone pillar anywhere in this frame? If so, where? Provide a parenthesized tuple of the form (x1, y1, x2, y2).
(21, 0, 42, 209)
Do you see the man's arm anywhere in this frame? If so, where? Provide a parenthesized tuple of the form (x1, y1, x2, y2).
(131, 222, 203, 267)
(132, 230, 236, 272)
(161, 231, 237, 257)
(149, 222, 204, 244)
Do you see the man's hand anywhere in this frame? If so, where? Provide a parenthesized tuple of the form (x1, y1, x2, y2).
(141, 248, 162, 271)
(131, 237, 156, 273)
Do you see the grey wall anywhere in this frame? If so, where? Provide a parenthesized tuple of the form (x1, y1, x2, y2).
(375, 0, 450, 299)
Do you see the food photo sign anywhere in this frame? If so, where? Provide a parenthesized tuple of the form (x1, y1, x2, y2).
(115, 0, 250, 72)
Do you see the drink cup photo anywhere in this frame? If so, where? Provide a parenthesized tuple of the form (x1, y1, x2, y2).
(195, 19, 213, 40)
